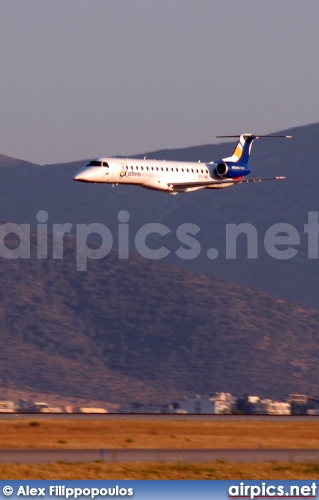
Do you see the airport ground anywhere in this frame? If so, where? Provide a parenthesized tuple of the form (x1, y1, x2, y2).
(1, 461, 319, 479)
(0, 417, 319, 479)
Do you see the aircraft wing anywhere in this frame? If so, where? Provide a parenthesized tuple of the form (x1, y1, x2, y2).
(167, 176, 285, 190)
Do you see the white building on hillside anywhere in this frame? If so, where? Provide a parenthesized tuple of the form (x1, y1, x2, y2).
(178, 392, 234, 414)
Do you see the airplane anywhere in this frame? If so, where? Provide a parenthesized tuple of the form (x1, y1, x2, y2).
(73, 134, 291, 195)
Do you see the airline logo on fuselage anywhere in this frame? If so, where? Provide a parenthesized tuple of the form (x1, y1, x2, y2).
(120, 170, 142, 178)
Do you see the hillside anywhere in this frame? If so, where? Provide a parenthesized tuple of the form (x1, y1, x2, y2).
(0, 123, 318, 309)
(0, 228, 318, 404)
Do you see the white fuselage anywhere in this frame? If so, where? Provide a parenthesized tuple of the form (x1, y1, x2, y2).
(74, 157, 232, 193)
(73, 134, 288, 193)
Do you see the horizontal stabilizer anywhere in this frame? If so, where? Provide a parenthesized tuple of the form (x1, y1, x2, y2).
(216, 134, 292, 164)
(216, 134, 292, 139)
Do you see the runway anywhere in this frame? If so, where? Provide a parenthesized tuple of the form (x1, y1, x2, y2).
(0, 448, 319, 464)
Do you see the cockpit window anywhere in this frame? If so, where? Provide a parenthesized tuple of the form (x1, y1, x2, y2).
(88, 160, 102, 167)
(103, 162, 109, 167)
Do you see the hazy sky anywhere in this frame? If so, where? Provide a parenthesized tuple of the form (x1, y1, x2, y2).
(1, 0, 319, 164)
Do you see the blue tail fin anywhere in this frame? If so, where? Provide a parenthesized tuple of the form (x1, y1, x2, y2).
(217, 133, 292, 165)
(219, 134, 255, 164)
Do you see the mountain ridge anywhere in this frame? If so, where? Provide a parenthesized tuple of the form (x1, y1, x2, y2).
(1, 122, 318, 308)
(1, 123, 319, 404)
(0, 228, 318, 404)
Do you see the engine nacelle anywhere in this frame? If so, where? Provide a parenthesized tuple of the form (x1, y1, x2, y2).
(215, 162, 229, 178)
(214, 161, 251, 179)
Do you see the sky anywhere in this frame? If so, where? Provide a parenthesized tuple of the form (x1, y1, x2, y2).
(1, 0, 319, 165)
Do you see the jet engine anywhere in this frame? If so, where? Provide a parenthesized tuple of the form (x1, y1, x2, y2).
(215, 162, 229, 178)
(214, 162, 251, 179)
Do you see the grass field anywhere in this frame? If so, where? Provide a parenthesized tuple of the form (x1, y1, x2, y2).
(1, 461, 319, 479)
(1, 419, 319, 449)
(1, 419, 319, 479)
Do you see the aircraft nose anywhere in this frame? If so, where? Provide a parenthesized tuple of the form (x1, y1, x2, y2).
(73, 172, 82, 181)
(73, 167, 90, 182)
